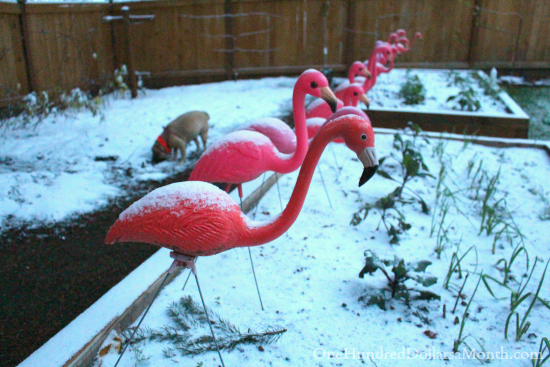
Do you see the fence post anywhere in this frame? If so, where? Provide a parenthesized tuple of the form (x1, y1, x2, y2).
(108, 0, 119, 73)
(224, 0, 235, 80)
(17, 0, 36, 93)
(121, 6, 138, 98)
(344, 0, 356, 66)
(467, 0, 483, 67)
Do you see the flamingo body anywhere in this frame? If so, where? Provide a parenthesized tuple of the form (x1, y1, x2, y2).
(236, 117, 296, 154)
(106, 114, 379, 257)
(189, 69, 337, 191)
(189, 130, 282, 184)
(105, 182, 246, 256)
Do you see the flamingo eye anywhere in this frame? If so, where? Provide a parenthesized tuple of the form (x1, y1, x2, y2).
(354, 92, 358, 96)
(361, 134, 367, 141)
(311, 81, 318, 89)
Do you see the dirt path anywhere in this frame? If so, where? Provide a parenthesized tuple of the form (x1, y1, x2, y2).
(0, 169, 195, 367)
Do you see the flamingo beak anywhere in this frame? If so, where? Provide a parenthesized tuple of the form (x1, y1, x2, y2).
(363, 68, 372, 80)
(357, 147, 379, 187)
(359, 94, 370, 110)
(320, 86, 338, 113)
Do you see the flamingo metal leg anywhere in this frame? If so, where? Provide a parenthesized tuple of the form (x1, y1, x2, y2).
(194, 271, 226, 367)
(113, 270, 172, 367)
(240, 197, 265, 311)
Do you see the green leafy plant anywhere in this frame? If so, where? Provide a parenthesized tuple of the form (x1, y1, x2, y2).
(446, 70, 469, 88)
(447, 87, 481, 112)
(399, 70, 426, 105)
(121, 296, 287, 356)
(358, 250, 439, 309)
(351, 126, 433, 244)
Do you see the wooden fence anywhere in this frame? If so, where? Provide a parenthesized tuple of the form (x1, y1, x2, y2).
(1, 0, 549, 103)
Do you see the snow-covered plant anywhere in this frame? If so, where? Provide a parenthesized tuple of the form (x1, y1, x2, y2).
(447, 87, 481, 111)
(108, 65, 129, 98)
(358, 250, 439, 309)
(398, 70, 426, 105)
(446, 70, 468, 88)
(120, 296, 286, 357)
(22, 91, 52, 121)
(58, 88, 104, 118)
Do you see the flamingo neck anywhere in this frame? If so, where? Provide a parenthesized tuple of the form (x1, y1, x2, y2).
(363, 50, 381, 91)
(273, 89, 308, 173)
(342, 93, 356, 107)
(348, 68, 356, 83)
(239, 123, 338, 247)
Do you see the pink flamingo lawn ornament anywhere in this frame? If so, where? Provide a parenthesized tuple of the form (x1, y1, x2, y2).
(189, 69, 337, 198)
(337, 43, 393, 100)
(105, 113, 379, 367)
(188, 69, 337, 310)
(396, 32, 423, 53)
(235, 64, 368, 156)
(306, 83, 369, 119)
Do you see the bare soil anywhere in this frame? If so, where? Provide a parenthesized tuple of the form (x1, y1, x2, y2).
(0, 169, 195, 367)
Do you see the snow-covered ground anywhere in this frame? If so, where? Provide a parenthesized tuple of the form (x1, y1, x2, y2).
(90, 131, 550, 367)
(6, 72, 550, 367)
(0, 77, 297, 230)
(353, 69, 511, 115)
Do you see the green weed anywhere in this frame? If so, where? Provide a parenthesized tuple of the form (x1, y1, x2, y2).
(532, 337, 550, 367)
(399, 70, 426, 105)
(505, 259, 550, 341)
(358, 250, 439, 309)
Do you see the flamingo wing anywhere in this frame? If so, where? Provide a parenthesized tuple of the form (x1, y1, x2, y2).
(105, 182, 246, 256)
(190, 131, 276, 184)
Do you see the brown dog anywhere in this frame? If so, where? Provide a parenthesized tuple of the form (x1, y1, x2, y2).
(152, 111, 209, 163)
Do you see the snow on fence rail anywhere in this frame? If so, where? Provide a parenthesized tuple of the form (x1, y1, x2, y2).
(1, 0, 550, 105)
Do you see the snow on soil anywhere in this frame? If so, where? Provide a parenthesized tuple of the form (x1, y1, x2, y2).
(93, 133, 550, 367)
(0, 77, 296, 230)
(343, 69, 511, 115)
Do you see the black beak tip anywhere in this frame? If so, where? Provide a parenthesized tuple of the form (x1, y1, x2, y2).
(359, 165, 379, 187)
(329, 100, 337, 113)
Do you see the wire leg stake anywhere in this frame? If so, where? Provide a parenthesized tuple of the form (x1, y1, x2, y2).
(317, 163, 333, 209)
(240, 196, 265, 311)
(181, 259, 197, 292)
(275, 173, 289, 237)
(329, 143, 341, 176)
(195, 272, 226, 367)
(252, 173, 267, 220)
(114, 271, 171, 367)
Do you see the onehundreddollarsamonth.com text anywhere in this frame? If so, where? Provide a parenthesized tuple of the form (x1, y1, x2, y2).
(313, 347, 544, 361)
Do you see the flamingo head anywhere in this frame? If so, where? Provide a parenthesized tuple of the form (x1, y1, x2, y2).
(415, 32, 423, 40)
(387, 32, 398, 44)
(324, 114, 378, 187)
(298, 69, 338, 113)
(344, 83, 370, 109)
(374, 44, 394, 66)
(350, 61, 371, 80)
(396, 29, 406, 37)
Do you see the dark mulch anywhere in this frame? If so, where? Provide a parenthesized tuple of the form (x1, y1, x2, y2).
(0, 168, 195, 367)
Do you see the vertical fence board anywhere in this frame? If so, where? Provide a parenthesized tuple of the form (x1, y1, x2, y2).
(0, 0, 548, 101)
(0, 6, 29, 99)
